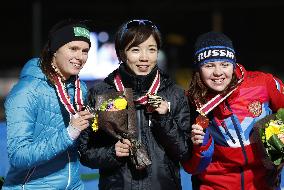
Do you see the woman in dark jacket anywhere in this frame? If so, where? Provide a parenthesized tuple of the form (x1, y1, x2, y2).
(78, 19, 191, 190)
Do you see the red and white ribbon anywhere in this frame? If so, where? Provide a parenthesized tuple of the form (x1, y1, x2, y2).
(53, 75, 84, 115)
(114, 70, 160, 105)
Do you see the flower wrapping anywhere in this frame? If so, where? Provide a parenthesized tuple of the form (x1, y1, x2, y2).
(92, 88, 151, 170)
(251, 108, 284, 188)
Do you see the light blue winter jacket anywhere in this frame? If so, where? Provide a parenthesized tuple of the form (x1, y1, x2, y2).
(3, 58, 87, 190)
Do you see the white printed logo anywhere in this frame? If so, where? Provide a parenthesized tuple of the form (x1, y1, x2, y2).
(197, 49, 235, 62)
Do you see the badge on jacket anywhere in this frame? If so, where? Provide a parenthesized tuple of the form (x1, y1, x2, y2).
(247, 100, 262, 117)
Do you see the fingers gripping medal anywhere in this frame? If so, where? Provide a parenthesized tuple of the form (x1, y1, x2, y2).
(148, 94, 163, 108)
(195, 114, 209, 146)
(195, 114, 209, 129)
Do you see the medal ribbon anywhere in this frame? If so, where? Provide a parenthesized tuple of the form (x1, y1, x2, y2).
(114, 70, 160, 104)
(54, 75, 84, 115)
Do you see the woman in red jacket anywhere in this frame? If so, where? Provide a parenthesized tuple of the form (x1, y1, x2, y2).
(182, 31, 284, 190)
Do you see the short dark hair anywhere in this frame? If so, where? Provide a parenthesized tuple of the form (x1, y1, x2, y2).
(114, 19, 162, 63)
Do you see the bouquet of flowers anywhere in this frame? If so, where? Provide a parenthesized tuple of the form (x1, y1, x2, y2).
(252, 108, 284, 188)
(90, 88, 151, 170)
(90, 94, 128, 133)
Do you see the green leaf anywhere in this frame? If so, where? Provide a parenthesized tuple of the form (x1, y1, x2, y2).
(272, 156, 283, 165)
(276, 108, 284, 122)
(268, 134, 284, 152)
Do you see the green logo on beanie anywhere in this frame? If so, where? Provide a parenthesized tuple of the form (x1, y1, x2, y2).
(73, 27, 90, 39)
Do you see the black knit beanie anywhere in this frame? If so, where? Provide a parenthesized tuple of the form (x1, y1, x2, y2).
(50, 24, 91, 53)
(194, 31, 236, 67)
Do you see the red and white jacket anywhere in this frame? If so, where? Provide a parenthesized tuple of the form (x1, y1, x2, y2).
(182, 64, 284, 190)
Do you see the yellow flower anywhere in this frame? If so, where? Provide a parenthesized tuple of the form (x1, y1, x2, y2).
(91, 114, 99, 132)
(265, 125, 280, 140)
(114, 97, 127, 110)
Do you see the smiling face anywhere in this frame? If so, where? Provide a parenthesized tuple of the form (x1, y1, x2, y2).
(52, 40, 90, 80)
(124, 35, 158, 75)
(200, 61, 234, 92)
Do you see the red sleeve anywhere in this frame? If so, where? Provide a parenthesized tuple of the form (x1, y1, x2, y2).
(181, 136, 213, 174)
(266, 74, 284, 111)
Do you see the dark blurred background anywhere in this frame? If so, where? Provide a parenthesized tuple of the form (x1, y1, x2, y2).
(1, 0, 284, 120)
(1, 1, 284, 188)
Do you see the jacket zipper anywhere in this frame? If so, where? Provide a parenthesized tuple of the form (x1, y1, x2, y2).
(22, 167, 36, 189)
(225, 100, 248, 165)
(225, 100, 247, 190)
(136, 109, 143, 190)
(65, 151, 71, 190)
(221, 121, 236, 144)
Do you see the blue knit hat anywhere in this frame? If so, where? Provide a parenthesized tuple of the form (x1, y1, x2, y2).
(194, 31, 236, 67)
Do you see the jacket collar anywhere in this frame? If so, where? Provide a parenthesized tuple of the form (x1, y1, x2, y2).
(119, 63, 159, 93)
(104, 63, 174, 97)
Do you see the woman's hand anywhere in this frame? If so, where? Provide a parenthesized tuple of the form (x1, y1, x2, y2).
(115, 139, 131, 157)
(70, 110, 93, 131)
(191, 124, 205, 145)
(153, 100, 169, 114)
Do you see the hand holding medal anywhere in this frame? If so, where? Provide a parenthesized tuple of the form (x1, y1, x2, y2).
(147, 94, 169, 114)
(191, 114, 209, 145)
(148, 94, 163, 108)
(53, 75, 93, 133)
(195, 114, 209, 129)
(70, 110, 94, 131)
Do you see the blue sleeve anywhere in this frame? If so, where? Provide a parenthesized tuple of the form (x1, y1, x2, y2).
(194, 130, 214, 173)
(5, 82, 74, 170)
(182, 129, 214, 174)
(80, 80, 88, 103)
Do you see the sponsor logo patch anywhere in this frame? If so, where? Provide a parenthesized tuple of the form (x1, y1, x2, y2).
(73, 27, 90, 39)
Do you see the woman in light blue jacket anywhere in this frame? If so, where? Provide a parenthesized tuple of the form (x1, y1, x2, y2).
(3, 19, 93, 190)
